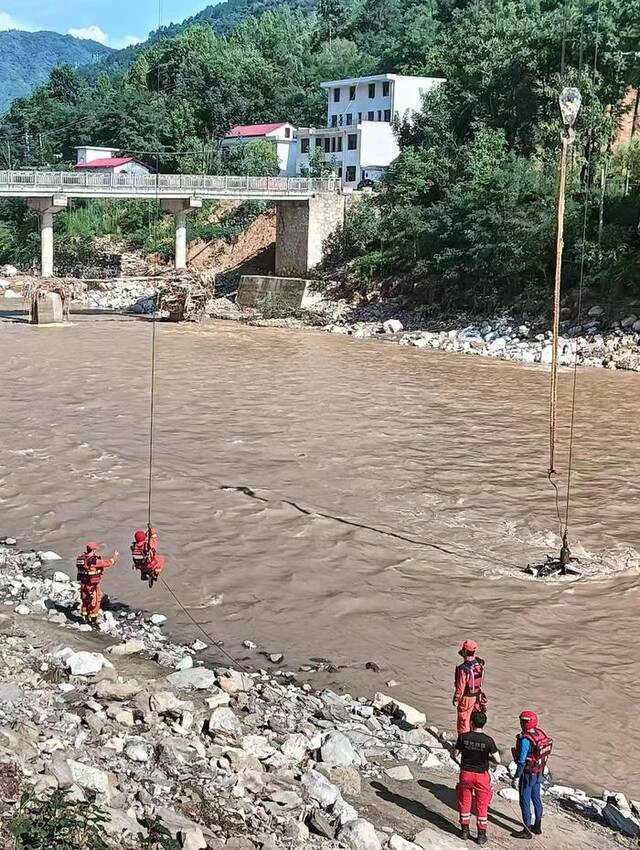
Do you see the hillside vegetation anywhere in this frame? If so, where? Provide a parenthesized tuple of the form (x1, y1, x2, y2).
(0, 0, 638, 306)
(0, 30, 112, 113)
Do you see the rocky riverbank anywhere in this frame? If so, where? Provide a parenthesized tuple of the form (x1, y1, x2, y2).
(0, 541, 636, 849)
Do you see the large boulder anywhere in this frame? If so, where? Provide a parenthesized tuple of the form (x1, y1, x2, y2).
(208, 707, 243, 736)
(301, 768, 340, 808)
(320, 731, 357, 766)
(95, 679, 141, 701)
(166, 667, 216, 690)
(373, 693, 426, 726)
(338, 818, 382, 850)
(67, 651, 111, 677)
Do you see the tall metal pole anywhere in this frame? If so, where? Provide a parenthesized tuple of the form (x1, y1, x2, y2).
(549, 134, 570, 474)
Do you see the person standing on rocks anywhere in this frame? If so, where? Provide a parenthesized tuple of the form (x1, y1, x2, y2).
(511, 710, 553, 840)
(76, 541, 118, 624)
(453, 709, 500, 844)
(453, 639, 487, 734)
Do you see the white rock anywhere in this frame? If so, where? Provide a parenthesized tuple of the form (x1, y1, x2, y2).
(588, 305, 604, 317)
(383, 319, 403, 334)
(66, 760, 109, 793)
(58, 683, 75, 693)
(389, 836, 422, 850)
(242, 734, 275, 759)
(175, 655, 193, 671)
(413, 825, 468, 848)
(191, 639, 207, 652)
(338, 818, 382, 850)
(150, 614, 167, 626)
(632, 320, 640, 333)
(540, 345, 554, 365)
(204, 688, 231, 710)
(385, 765, 413, 781)
(218, 669, 254, 693)
(243, 639, 257, 650)
(52, 571, 71, 583)
(321, 731, 357, 766)
(38, 551, 62, 561)
(281, 733, 309, 762)
(498, 787, 520, 801)
(412, 338, 430, 348)
(1, 537, 17, 545)
(301, 768, 340, 808)
(166, 667, 215, 690)
(208, 707, 243, 736)
(3, 289, 20, 299)
(107, 639, 146, 657)
(67, 651, 110, 676)
(334, 796, 359, 825)
(14, 604, 30, 616)
(373, 693, 426, 726)
(178, 827, 207, 850)
(1, 264, 17, 276)
(125, 740, 153, 762)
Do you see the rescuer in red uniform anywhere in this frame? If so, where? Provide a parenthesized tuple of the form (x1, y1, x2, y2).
(453, 639, 487, 734)
(454, 709, 501, 844)
(131, 528, 165, 587)
(76, 542, 118, 624)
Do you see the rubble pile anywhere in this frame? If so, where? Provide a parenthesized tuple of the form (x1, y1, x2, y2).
(157, 271, 216, 322)
(0, 542, 637, 848)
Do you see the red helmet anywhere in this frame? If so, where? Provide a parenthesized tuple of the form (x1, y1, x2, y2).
(520, 710, 539, 730)
(86, 541, 99, 552)
(134, 530, 147, 544)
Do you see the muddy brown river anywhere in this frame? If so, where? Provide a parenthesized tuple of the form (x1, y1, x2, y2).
(0, 313, 638, 797)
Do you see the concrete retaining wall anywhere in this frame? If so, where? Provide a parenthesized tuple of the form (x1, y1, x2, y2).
(275, 194, 346, 277)
(237, 275, 322, 309)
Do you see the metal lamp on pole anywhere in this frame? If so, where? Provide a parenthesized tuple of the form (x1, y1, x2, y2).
(549, 86, 582, 475)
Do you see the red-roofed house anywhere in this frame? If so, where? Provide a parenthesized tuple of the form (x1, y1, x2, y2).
(221, 122, 298, 176)
(74, 146, 152, 176)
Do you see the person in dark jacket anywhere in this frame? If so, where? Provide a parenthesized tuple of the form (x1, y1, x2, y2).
(453, 710, 501, 844)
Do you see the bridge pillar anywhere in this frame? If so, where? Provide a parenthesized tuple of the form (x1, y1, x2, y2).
(26, 196, 68, 278)
(161, 198, 203, 270)
(275, 194, 345, 277)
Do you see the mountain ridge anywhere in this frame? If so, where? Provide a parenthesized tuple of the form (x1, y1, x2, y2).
(0, 30, 113, 113)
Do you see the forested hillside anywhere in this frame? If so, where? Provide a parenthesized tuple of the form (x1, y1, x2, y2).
(0, 0, 638, 304)
(0, 30, 112, 113)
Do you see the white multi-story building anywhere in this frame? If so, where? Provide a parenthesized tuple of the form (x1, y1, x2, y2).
(221, 122, 298, 177)
(296, 73, 444, 187)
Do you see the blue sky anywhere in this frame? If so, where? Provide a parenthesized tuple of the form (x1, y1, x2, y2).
(0, 0, 211, 49)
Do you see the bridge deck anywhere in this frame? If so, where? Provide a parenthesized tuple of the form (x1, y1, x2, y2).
(0, 171, 339, 201)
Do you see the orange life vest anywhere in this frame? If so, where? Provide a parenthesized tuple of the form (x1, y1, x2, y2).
(76, 552, 104, 585)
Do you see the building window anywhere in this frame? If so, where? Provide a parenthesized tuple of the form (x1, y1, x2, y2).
(367, 110, 374, 121)
(345, 166, 356, 182)
(337, 137, 343, 152)
(346, 113, 352, 125)
(301, 138, 309, 153)
(368, 83, 376, 98)
(284, 127, 291, 138)
(331, 137, 336, 153)
(315, 138, 322, 149)
(331, 114, 337, 127)
(358, 112, 362, 122)
(384, 109, 391, 122)
(347, 134, 357, 150)
(377, 110, 382, 120)
(337, 167, 342, 180)
(349, 85, 356, 100)
(382, 81, 390, 96)
(334, 87, 340, 102)
(324, 138, 331, 153)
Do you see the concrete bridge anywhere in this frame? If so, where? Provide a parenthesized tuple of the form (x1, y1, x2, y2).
(0, 171, 343, 278)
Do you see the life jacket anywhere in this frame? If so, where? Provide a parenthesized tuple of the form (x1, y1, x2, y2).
(131, 541, 150, 570)
(76, 552, 104, 585)
(458, 658, 484, 697)
(517, 727, 554, 774)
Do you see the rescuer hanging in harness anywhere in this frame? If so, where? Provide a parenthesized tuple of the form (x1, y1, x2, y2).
(76, 542, 119, 624)
(512, 710, 554, 839)
(453, 639, 487, 734)
(131, 528, 165, 588)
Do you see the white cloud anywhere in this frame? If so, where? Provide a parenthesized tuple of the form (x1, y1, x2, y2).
(68, 25, 143, 49)
(109, 34, 144, 49)
(0, 11, 35, 31)
(68, 25, 109, 44)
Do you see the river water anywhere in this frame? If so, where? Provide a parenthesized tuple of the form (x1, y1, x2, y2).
(0, 313, 638, 797)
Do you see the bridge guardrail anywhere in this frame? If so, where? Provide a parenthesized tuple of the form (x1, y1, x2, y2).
(0, 171, 340, 196)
